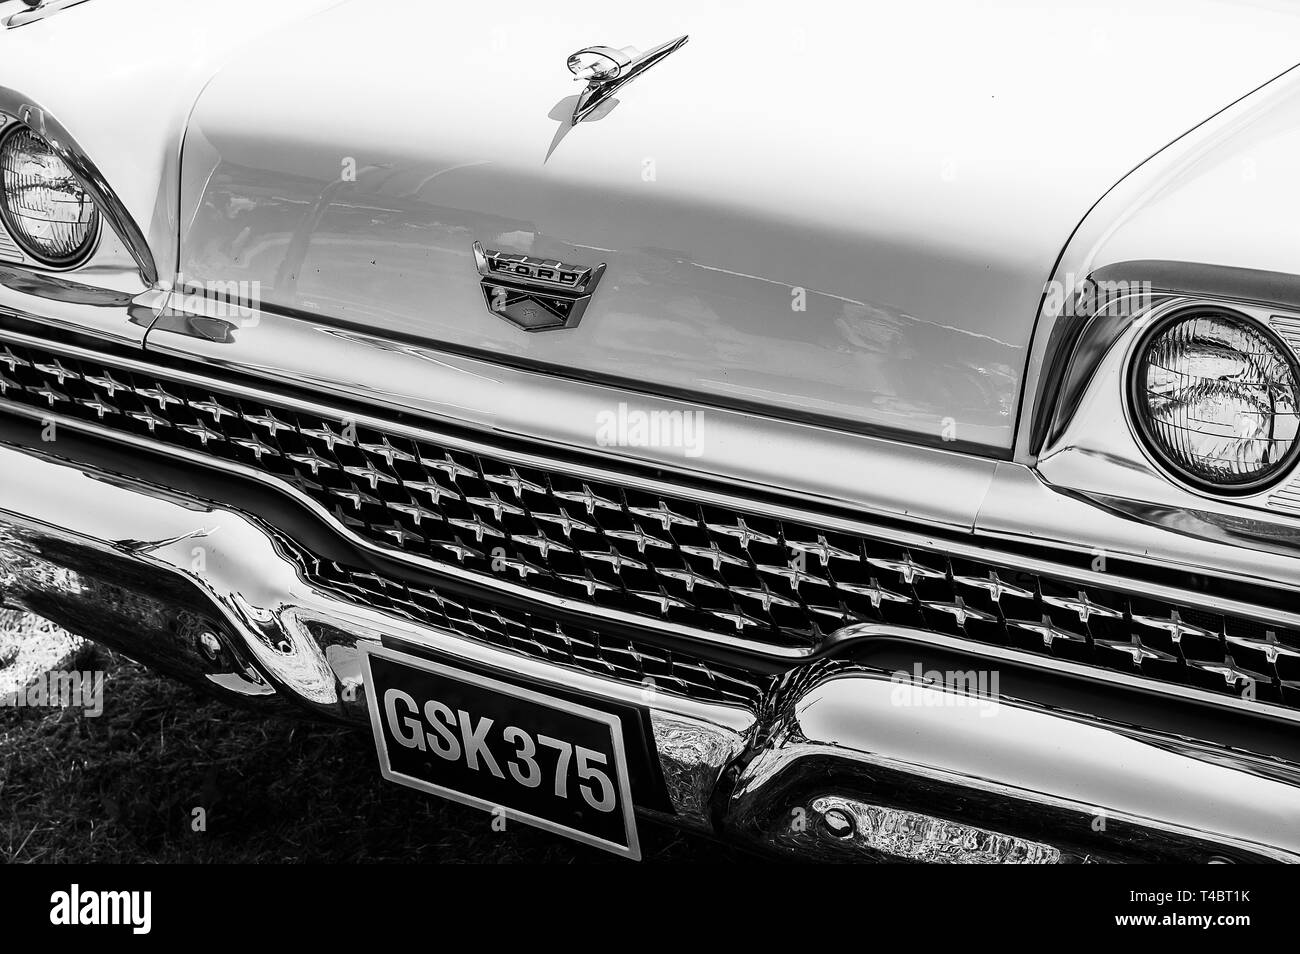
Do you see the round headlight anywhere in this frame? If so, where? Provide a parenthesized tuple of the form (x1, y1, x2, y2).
(1131, 308, 1300, 492)
(0, 126, 100, 267)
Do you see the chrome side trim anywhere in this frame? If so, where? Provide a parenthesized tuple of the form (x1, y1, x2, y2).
(827, 622, 1300, 727)
(0, 87, 157, 285)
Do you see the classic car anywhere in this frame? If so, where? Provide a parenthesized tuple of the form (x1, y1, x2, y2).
(1, 0, 1299, 863)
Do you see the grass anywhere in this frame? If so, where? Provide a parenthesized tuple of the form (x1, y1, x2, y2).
(0, 610, 85, 702)
(0, 621, 747, 863)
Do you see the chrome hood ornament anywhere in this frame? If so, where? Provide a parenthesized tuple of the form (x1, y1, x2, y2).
(566, 34, 689, 125)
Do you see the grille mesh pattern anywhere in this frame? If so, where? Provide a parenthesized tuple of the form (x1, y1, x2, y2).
(297, 554, 769, 708)
(0, 223, 21, 263)
(3, 340, 1300, 707)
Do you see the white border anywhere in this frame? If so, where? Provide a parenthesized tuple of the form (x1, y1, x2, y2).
(360, 642, 641, 860)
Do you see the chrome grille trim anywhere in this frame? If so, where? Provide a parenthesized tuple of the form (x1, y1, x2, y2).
(295, 554, 770, 709)
(3, 330, 1300, 709)
(1, 328, 1294, 631)
(1, 395, 792, 659)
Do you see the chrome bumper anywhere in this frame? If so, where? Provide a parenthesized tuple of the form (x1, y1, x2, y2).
(2, 440, 1297, 862)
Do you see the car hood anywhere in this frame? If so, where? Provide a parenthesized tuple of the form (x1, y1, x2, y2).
(13, 0, 1300, 452)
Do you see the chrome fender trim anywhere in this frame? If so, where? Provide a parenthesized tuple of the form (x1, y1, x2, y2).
(0, 86, 158, 286)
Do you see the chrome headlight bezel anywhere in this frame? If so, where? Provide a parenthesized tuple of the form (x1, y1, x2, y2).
(1126, 304, 1300, 496)
(0, 123, 102, 270)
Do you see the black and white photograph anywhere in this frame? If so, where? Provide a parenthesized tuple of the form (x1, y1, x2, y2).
(0, 0, 1293, 921)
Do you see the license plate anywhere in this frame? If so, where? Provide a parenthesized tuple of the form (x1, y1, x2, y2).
(361, 644, 640, 859)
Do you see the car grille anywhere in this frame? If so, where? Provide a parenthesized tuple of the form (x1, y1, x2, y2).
(292, 552, 769, 708)
(2, 339, 1299, 708)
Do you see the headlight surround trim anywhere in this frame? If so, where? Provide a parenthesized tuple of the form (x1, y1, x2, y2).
(0, 123, 101, 269)
(1127, 304, 1300, 496)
